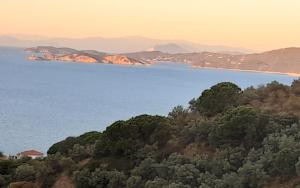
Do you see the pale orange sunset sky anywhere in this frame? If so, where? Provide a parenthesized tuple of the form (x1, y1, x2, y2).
(1, 0, 300, 51)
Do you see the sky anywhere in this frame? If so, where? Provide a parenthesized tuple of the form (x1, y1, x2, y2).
(1, 0, 300, 51)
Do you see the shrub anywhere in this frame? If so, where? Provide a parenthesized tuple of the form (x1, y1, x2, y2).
(237, 162, 268, 188)
(74, 168, 92, 188)
(295, 158, 300, 176)
(14, 164, 36, 182)
(144, 177, 168, 188)
(126, 176, 143, 188)
(197, 172, 218, 187)
(168, 106, 189, 127)
(89, 169, 126, 188)
(0, 175, 4, 186)
(208, 158, 231, 178)
(131, 158, 157, 179)
(216, 172, 243, 188)
(0, 160, 16, 175)
(69, 144, 91, 161)
(174, 164, 200, 187)
(35, 154, 71, 188)
(292, 79, 300, 95)
(166, 182, 191, 188)
(262, 134, 300, 176)
(209, 106, 269, 148)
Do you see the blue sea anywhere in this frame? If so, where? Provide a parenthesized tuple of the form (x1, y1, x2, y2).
(0, 47, 296, 154)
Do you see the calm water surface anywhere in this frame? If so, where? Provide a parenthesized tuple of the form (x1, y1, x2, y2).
(0, 47, 296, 154)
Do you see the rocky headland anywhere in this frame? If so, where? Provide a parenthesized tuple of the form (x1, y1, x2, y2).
(25, 46, 148, 65)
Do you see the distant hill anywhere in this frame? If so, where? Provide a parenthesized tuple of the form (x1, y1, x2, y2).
(149, 43, 190, 54)
(125, 47, 300, 76)
(190, 47, 300, 75)
(0, 35, 255, 54)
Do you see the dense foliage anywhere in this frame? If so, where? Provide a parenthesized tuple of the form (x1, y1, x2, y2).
(94, 115, 170, 160)
(48, 131, 102, 155)
(1, 79, 300, 188)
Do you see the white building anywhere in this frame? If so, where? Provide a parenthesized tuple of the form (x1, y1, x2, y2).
(16, 150, 44, 159)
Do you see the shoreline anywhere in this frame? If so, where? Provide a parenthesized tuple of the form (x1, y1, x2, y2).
(27, 57, 300, 78)
(190, 65, 300, 78)
(26, 57, 150, 66)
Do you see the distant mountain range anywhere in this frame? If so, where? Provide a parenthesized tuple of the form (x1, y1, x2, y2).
(0, 35, 255, 54)
(26, 46, 300, 76)
(148, 43, 190, 54)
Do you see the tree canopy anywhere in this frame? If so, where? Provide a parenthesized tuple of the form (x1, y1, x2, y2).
(190, 82, 242, 117)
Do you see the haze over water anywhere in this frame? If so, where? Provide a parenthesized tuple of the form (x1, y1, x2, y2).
(0, 47, 296, 154)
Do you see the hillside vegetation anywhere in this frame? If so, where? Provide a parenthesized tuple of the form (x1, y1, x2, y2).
(126, 48, 300, 76)
(1, 79, 300, 188)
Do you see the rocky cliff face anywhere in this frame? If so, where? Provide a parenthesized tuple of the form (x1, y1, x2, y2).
(103, 55, 144, 65)
(56, 54, 98, 63)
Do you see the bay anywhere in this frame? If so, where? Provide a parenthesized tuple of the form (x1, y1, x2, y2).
(0, 47, 295, 154)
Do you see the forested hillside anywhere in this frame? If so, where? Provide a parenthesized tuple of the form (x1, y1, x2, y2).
(1, 79, 300, 188)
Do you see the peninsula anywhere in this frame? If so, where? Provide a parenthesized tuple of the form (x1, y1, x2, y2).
(25, 46, 149, 66)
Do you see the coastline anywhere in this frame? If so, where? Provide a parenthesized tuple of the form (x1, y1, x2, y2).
(190, 65, 300, 78)
(26, 55, 300, 78)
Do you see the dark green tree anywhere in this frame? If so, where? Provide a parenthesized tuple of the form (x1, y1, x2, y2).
(191, 82, 242, 117)
(94, 115, 170, 158)
(48, 131, 101, 155)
